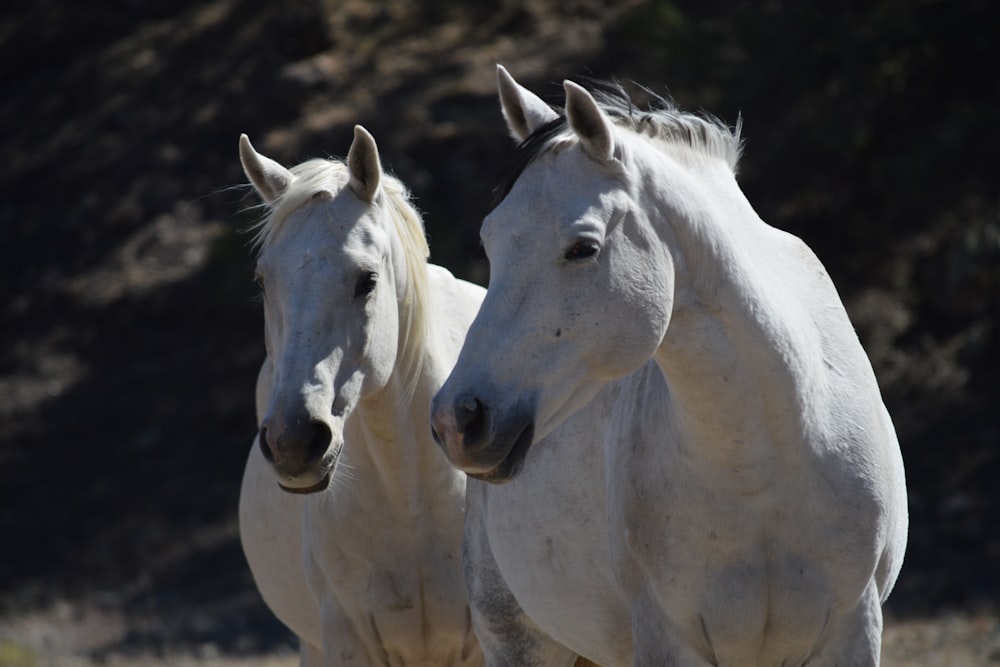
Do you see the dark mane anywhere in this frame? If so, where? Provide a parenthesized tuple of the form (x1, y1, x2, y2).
(491, 114, 567, 210)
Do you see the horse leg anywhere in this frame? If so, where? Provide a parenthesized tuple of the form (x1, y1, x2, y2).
(810, 583, 882, 667)
(318, 599, 377, 667)
(630, 588, 712, 667)
(299, 640, 323, 667)
(472, 598, 579, 667)
(469, 584, 578, 667)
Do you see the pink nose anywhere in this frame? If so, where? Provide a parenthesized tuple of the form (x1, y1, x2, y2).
(431, 395, 496, 474)
(431, 409, 467, 466)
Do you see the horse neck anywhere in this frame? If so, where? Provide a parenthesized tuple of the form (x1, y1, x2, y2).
(351, 367, 459, 496)
(647, 159, 820, 468)
(341, 266, 462, 521)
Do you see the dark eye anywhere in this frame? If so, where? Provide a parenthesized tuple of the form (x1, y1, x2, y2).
(253, 274, 266, 295)
(564, 240, 600, 262)
(354, 271, 378, 298)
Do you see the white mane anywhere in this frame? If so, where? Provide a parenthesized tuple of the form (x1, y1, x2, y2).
(595, 85, 744, 173)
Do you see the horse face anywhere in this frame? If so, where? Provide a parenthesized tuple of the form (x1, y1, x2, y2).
(255, 193, 400, 492)
(432, 126, 674, 483)
(241, 128, 402, 493)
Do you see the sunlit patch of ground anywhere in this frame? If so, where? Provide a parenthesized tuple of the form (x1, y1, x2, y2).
(3, 612, 998, 667)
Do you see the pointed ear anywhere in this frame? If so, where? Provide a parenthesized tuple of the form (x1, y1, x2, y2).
(240, 134, 293, 204)
(564, 80, 614, 162)
(497, 64, 558, 142)
(347, 125, 381, 202)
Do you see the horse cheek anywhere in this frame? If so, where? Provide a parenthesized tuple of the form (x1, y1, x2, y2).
(596, 258, 672, 378)
(362, 302, 398, 392)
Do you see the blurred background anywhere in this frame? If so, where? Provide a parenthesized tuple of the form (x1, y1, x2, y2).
(1, 0, 997, 664)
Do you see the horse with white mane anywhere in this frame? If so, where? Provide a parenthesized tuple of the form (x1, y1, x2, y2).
(432, 66, 908, 666)
(236, 126, 486, 666)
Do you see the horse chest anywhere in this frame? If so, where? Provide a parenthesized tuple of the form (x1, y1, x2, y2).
(303, 499, 473, 662)
(611, 447, 874, 662)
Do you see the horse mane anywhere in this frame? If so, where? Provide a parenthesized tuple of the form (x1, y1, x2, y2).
(492, 80, 743, 209)
(249, 158, 430, 401)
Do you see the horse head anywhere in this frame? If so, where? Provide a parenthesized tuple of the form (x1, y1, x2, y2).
(241, 127, 425, 493)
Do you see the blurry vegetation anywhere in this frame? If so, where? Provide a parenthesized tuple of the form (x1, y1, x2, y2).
(0, 641, 38, 667)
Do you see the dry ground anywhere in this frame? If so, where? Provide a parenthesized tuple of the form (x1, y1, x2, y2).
(2, 612, 999, 666)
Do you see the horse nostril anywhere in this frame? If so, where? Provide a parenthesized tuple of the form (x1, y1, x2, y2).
(258, 426, 274, 462)
(455, 394, 485, 441)
(305, 420, 333, 463)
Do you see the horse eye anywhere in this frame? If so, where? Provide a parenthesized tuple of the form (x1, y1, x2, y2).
(354, 271, 378, 298)
(564, 240, 600, 261)
(253, 274, 266, 294)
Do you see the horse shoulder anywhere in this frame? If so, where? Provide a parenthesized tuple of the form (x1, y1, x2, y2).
(761, 227, 908, 600)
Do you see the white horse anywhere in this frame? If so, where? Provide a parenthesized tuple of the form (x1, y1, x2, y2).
(236, 126, 487, 666)
(431, 66, 908, 666)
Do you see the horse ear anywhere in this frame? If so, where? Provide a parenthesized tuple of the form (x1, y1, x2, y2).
(348, 124, 382, 202)
(240, 134, 293, 204)
(564, 80, 614, 163)
(497, 64, 558, 142)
